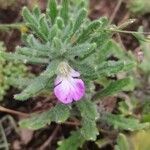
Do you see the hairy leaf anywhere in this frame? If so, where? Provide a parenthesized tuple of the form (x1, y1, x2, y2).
(98, 61, 135, 77)
(57, 131, 85, 150)
(14, 75, 50, 100)
(33, 6, 41, 18)
(94, 78, 134, 100)
(72, 8, 87, 34)
(115, 133, 130, 150)
(14, 61, 58, 100)
(76, 20, 102, 44)
(1, 51, 49, 64)
(19, 104, 70, 130)
(39, 15, 49, 38)
(48, 0, 58, 24)
(76, 100, 99, 140)
(104, 113, 150, 131)
(60, 0, 69, 24)
(22, 7, 38, 28)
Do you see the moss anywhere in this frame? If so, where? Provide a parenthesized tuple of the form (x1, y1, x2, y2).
(0, 42, 28, 101)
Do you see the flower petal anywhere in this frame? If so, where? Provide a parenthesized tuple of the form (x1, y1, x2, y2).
(71, 79, 85, 101)
(54, 67, 85, 104)
(70, 69, 80, 77)
(54, 79, 73, 104)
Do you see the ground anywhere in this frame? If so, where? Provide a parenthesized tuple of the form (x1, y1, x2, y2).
(0, 0, 149, 149)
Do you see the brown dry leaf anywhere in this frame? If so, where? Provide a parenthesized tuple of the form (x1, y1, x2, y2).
(12, 140, 21, 150)
(19, 128, 34, 145)
(99, 97, 117, 113)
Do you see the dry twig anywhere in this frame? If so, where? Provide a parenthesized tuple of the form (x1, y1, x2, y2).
(109, 0, 124, 24)
(0, 106, 29, 117)
(38, 125, 60, 150)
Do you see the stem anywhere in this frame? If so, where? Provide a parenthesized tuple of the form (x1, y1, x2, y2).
(109, 0, 124, 24)
(0, 23, 24, 30)
(0, 106, 29, 117)
(39, 125, 60, 150)
(106, 28, 150, 35)
(63, 121, 80, 126)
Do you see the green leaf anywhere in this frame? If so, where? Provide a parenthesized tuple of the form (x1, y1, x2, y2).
(20, 110, 50, 130)
(43, 60, 59, 75)
(98, 61, 124, 76)
(14, 75, 50, 100)
(33, 6, 41, 18)
(90, 18, 110, 47)
(22, 7, 38, 28)
(104, 113, 150, 131)
(97, 39, 133, 61)
(76, 20, 101, 44)
(80, 118, 99, 141)
(62, 21, 73, 40)
(16, 47, 50, 58)
(109, 40, 132, 60)
(76, 100, 99, 120)
(14, 61, 58, 100)
(35, 28, 48, 42)
(94, 78, 134, 100)
(48, 0, 58, 24)
(57, 131, 85, 150)
(9, 77, 34, 89)
(39, 14, 49, 38)
(97, 40, 112, 61)
(97, 61, 135, 77)
(19, 104, 70, 130)
(60, 0, 69, 24)
(52, 37, 62, 52)
(48, 104, 70, 123)
(1, 52, 49, 64)
(67, 43, 96, 59)
(73, 62, 97, 80)
(48, 24, 59, 41)
(72, 8, 87, 34)
(92, 30, 111, 49)
(24, 34, 50, 52)
(56, 17, 65, 29)
(115, 133, 130, 150)
(76, 100, 99, 140)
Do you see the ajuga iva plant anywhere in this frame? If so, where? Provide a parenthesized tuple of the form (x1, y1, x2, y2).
(2, 0, 150, 149)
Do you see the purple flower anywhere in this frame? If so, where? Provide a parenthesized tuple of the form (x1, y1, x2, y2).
(54, 62, 85, 104)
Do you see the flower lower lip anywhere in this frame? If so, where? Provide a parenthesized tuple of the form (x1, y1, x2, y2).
(54, 62, 85, 104)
